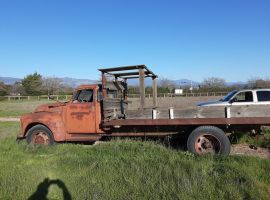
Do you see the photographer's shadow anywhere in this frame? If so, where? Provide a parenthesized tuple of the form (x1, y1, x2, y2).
(28, 178, 72, 200)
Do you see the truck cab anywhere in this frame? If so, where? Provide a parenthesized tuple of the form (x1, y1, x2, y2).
(19, 84, 105, 144)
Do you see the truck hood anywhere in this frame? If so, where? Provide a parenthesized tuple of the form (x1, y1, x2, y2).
(197, 100, 230, 107)
(34, 102, 67, 113)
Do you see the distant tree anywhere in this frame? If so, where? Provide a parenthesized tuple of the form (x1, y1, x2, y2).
(202, 77, 226, 88)
(9, 82, 25, 95)
(22, 72, 43, 95)
(201, 77, 226, 91)
(58, 85, 74, 95)
(0, 82, 8, 96)
(247, 78, 270, 89)
(43, 77, 75, 95)
(42, 77, 63, 95)
(145, 86, 153, 94)
(159, 78, 175, 93)
(127, 86, 139, 94)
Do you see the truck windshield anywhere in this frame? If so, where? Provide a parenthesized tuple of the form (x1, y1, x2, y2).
(73, 89, 93, 102)
(221, 90, 238, 101)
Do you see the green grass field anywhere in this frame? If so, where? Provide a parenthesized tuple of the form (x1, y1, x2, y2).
(231, 131, 270, 149)
(0, 122, 270, 199)
(0, 100, 50, 117)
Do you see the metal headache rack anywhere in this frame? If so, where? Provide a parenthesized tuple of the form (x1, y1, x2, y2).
(99, 65, 158, 109)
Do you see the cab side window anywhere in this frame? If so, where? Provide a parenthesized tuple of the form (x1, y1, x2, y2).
(74, 89, 93, 102)
(234, 91, 253, 102)
(257, 91, 270, 102)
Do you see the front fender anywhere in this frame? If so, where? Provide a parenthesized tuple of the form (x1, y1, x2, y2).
(20, 112, 67, 142)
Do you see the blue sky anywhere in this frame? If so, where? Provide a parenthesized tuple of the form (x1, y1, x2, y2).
(0, 0, 269, 82)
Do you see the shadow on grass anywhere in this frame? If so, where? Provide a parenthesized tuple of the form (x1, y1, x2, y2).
(28, 178, 71, 200)
(229, 132, 247, 145)
(101, 134, 190, 152)
(159, 134, 189, 151)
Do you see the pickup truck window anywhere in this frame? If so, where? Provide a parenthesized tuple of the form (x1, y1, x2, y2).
(257, 91, 270, 102)
(234, 91, 253, 102)
(74, 89, 93, 102)
(221, 90, 238, 101)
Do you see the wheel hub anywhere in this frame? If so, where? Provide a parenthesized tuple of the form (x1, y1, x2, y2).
(195, 135, 220, 154)
(32, 131, 49, 145)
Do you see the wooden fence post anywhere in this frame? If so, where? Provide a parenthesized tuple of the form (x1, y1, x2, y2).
(152, 77, 157, 107)
(139, 67, 145, 110)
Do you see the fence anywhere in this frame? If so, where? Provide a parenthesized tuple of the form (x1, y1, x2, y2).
(1, 95, 72, 101)
(1, 92, 227, 101)
(128, 92, 228, 98)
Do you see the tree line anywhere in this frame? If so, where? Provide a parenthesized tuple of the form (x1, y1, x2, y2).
(1, 73, 270, 96)
(128, 77, 270, 94)
(0, 72, 73, 96)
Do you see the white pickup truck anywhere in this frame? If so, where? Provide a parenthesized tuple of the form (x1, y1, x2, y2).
(197, 89, 270, 107)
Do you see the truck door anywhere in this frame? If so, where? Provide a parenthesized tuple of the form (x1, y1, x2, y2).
(66, 89, 96, 133)
(231, 91, 255, 106)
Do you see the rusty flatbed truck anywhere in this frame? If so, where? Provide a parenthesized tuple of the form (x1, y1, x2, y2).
(18, 65, 270, 155)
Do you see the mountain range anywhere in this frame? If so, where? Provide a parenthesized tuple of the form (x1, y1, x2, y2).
(0, 76, 245, 88)
(0, 76, 98, 88)
(0, 77, 21, 85)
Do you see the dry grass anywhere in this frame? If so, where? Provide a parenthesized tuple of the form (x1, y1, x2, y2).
(127, 96, 221, 110)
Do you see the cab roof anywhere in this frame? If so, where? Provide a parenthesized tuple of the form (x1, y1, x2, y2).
(98, 65, 158, 79)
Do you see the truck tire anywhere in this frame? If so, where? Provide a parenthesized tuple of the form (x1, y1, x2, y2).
(26, 125, 55, 145)
(187, 126, 231, 155)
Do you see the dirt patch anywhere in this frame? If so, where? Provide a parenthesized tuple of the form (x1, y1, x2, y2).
(127, 96, 222, 110)
(231, 144, 270, 159)
(0, 117, 20, 122)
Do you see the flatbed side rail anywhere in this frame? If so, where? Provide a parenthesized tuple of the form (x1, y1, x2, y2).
(102, 117, 270, 127)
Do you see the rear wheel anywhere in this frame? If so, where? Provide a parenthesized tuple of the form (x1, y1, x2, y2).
(187, 126, 231, 155)
(26, 125, 55, 145)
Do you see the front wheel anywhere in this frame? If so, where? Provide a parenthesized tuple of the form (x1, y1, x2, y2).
(187, 126, 231, 155)
(26, 125, 55, 145)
